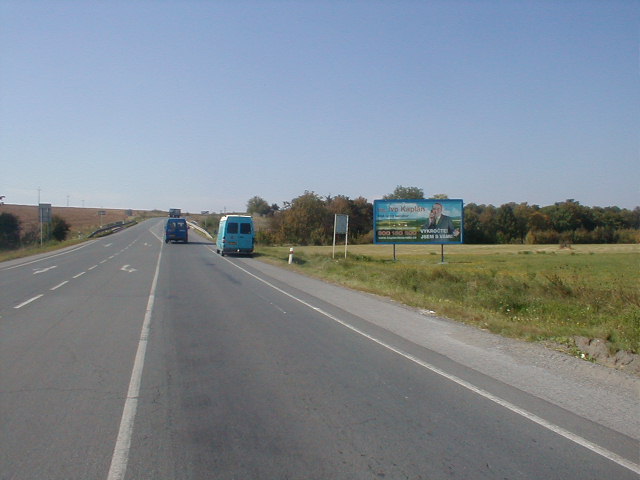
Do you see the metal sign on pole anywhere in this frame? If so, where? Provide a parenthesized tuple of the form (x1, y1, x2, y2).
(98, 210, 106, 228)
(39, 203, 52, 223)
(39, 203, 51, 246)
(332, 214, 349, 259)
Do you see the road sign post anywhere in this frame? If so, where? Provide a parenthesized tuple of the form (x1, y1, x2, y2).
(39, 203, 51, 246)
(332, 214, 349, 259)
(98, 210, 106, 228)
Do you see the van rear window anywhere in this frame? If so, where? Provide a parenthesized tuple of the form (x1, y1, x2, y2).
(240, 223, 251, 234)
(227, 223, 238, 234)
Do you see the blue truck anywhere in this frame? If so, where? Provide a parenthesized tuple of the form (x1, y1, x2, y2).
(216, 215, 254, 256)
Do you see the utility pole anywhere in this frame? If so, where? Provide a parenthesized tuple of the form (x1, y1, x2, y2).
(38, 187, 42, 246)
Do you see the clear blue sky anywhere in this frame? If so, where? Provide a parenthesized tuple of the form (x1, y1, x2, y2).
(2, 0, 638, 212)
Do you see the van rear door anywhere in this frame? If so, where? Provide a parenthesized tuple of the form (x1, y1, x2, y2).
(225, 221, 239, 249)
(238, 221, 253, 251)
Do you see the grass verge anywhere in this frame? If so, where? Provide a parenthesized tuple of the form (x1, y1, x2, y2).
(0, 237, 89, 263)
(255, 244, 640, 355)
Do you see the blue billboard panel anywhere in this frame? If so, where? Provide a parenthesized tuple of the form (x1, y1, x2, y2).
(374, 199, 464, 244)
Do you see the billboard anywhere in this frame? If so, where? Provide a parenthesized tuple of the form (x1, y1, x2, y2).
(373, 199, 464, 244)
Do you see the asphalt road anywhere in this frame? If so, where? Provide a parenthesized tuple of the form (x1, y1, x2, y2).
(1, 219, 638, 479)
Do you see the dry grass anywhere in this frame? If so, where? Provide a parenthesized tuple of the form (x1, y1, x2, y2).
(0, 204, 167, 262)
(0, 204, 158, 236)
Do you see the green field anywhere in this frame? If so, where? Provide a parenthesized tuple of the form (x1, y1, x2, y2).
(255, 243, 640, 355)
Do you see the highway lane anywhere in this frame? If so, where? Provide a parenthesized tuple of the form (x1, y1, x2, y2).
(1, 219, 164, 479)
(128, 229, 638, 479)
(0, 222, 159, 318)
(1, 219, 638, 479)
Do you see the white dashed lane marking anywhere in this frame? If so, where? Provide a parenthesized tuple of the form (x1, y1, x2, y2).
(14, 295, 44, 309)
(50, 281, 69, 291)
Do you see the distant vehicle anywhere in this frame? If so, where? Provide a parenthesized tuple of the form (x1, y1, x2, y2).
(216, 215, 254, 256)
(165, 218, 188, 243)
(169, 208, 181, 218)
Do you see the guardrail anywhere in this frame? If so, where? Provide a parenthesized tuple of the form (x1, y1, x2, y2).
(88, 220, 138, 238)
(186, 221, 214, 239)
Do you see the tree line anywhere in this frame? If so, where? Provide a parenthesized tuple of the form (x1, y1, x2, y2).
(463, 200, 638, 244)
(245, 187, 639, 246)
(245, 192, 374, 246)
(1, 186, 637, 250)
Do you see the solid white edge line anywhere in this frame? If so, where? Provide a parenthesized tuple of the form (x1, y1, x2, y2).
(106, 238, 163, 480)
(14, 294, 44, 309)
(211, 248, 640, 475)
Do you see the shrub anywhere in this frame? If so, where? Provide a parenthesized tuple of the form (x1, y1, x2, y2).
(51, 216, 71, 242)
(0, 212, 20, 249)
